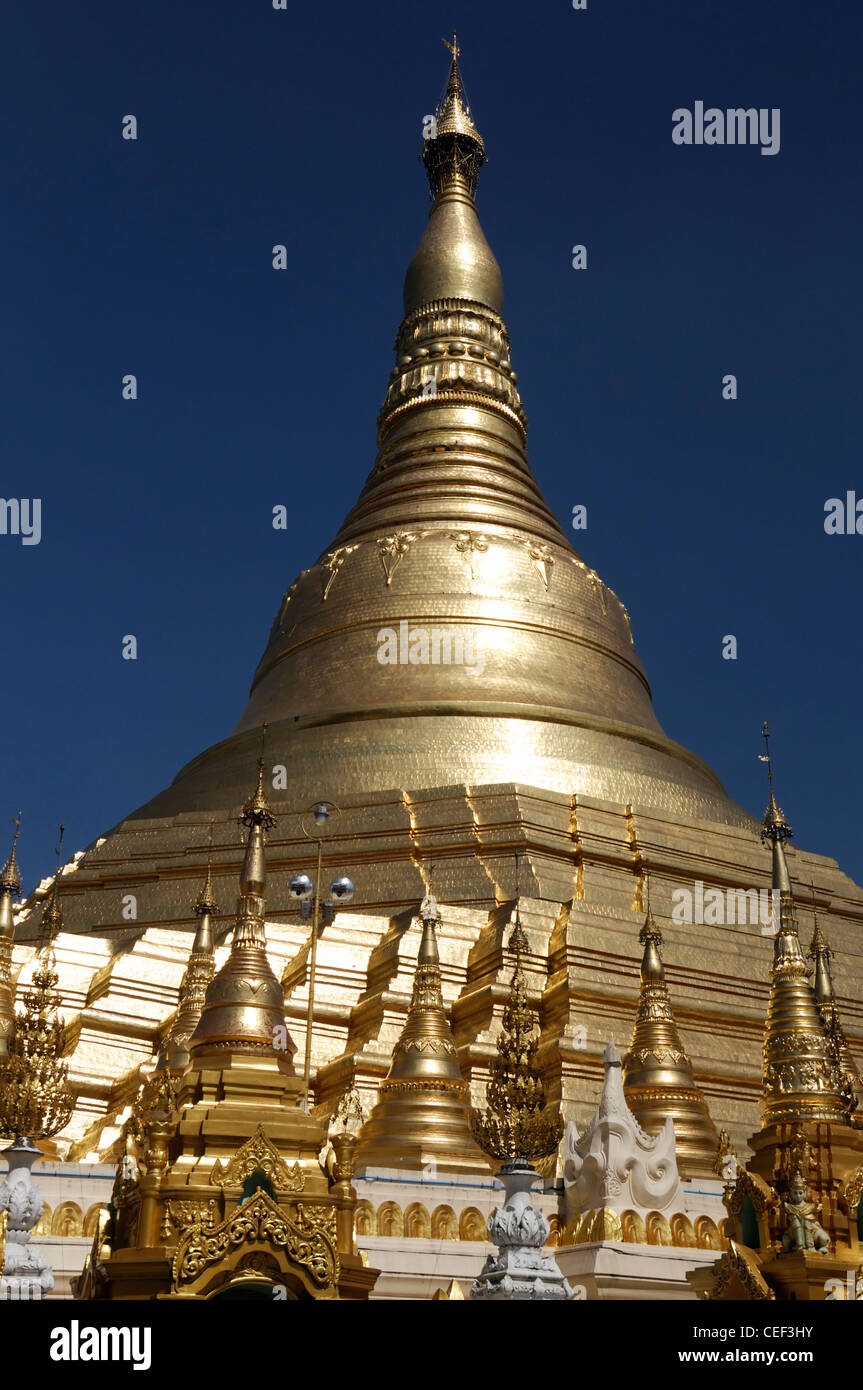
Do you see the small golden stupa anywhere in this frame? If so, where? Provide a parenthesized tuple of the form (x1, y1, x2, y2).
(355, 893, 491, 1176)
(622, 908, 719, 1177)
(77, 764, 376, 1301)
(691, 731, 863, 1301)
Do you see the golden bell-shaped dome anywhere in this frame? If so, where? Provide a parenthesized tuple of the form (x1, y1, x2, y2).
(130, 43, 749, 834)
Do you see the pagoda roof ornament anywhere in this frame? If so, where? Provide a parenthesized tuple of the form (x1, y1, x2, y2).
(622, 897, 719, 1174)
(756, 726, 848, 1126)
(471, 898, 563, 1165)
(403, 37, 503, 315)
(0, 814, 22, 897)
(188, 753, 293, 1063)
(354, 897, 489, 1175)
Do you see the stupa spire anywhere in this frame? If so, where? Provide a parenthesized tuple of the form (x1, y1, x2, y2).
(0, 814, 22, 1059)
(354, 893, 490, 1175)
(758, 724, 847, 1125)
(622, 901, 719, 1174)
(157, 852, 218, 1073)
(420, 33, 486, 201)
(808, 912, 862, 1114)
(188, 749, 294, 1064)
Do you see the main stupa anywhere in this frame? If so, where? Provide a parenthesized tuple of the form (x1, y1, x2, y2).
(14, 41, 863, 1171)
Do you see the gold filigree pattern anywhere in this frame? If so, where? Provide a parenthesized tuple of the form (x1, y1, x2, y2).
(839, 1166, 863, 1214)
(707, 1241, 776, 1301)
(172, 1189, 338, 1291)
(209, 1125, 304, 1194)
(377, 532, 422, 585)
(523, 541, 553, 593)
(165, 1199, 218, 1233)
(449, 530, 488, 581)
(320, 545, 359, 601)
(393, 1034, 456, 1057)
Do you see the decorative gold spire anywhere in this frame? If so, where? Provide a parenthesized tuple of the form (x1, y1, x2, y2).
(421, 34, 486, 199)
(402, 37, 503, 319)
(188, 757, 294, 1064)
(0, 814, 22, 897)
(0, 838, 74, 1141)
(193, 855, 218, 918)
(354, 894, 490, 1175)
(471, 910, 563, 1164)
(622, 906, 719, 1174)
(40, 823, 66, 942)
(758, 724, 847, 1125)
(808, 914, 862, 1114)
(158, 858, 219, 1073)
(0, 814, 22, 1059)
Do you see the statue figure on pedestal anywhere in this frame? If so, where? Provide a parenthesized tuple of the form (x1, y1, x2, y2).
(781, 1173, 830, 1254)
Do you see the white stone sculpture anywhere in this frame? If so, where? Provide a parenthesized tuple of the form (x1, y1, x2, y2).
(564, 1039, 685, 1222)
(471, 1162, 573, 1301)
(0, 1138, 54, 1299)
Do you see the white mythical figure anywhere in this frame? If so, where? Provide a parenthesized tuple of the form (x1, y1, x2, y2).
(564, 1040, 685, 1221)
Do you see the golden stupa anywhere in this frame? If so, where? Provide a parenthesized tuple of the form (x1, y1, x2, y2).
(623, 909, 719, 1176)
(11, 38, 863, 1180)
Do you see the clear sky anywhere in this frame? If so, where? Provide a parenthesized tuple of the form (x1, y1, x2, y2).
(3, 0, 862, 894)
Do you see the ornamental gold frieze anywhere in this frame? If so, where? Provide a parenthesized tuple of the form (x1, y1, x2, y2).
(763, 1057, 839, 1096)
(378, 1076, 470, 1098)
(765, 1030, 835, 1059)
(622, 1085, 712, 1108)
(378, 297, 527, 442)
(627, 1045, 686, 1065)
(392, 1034, 457, 1058)
(163, 1198, 218, 1235)
(171, 1189, 338, 1294)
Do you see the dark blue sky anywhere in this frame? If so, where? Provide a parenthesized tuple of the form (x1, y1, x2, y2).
(3, 0, 862, 893)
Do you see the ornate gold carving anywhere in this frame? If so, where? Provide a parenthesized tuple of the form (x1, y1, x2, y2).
(172, 1189, 338, 1291)
(449, 531, 488, 580)
(377, 532, 420, 585)
(393, 1033, 457, 1058)
(165, 1198, 218, 1233)
(713, 1127, 740, 1183)
(523, 541, 553, 593)
(0, 928, 74, 1140)
(209, 1125, 304, 1193)
(471, 921, 563, 1163)
(707, 1240, 776, 1301)
(839, 1166, 863, 1215)
(321, 545, 359, 601)
(723, 1168, 778, 1219)
(269, 581, 297, 640)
